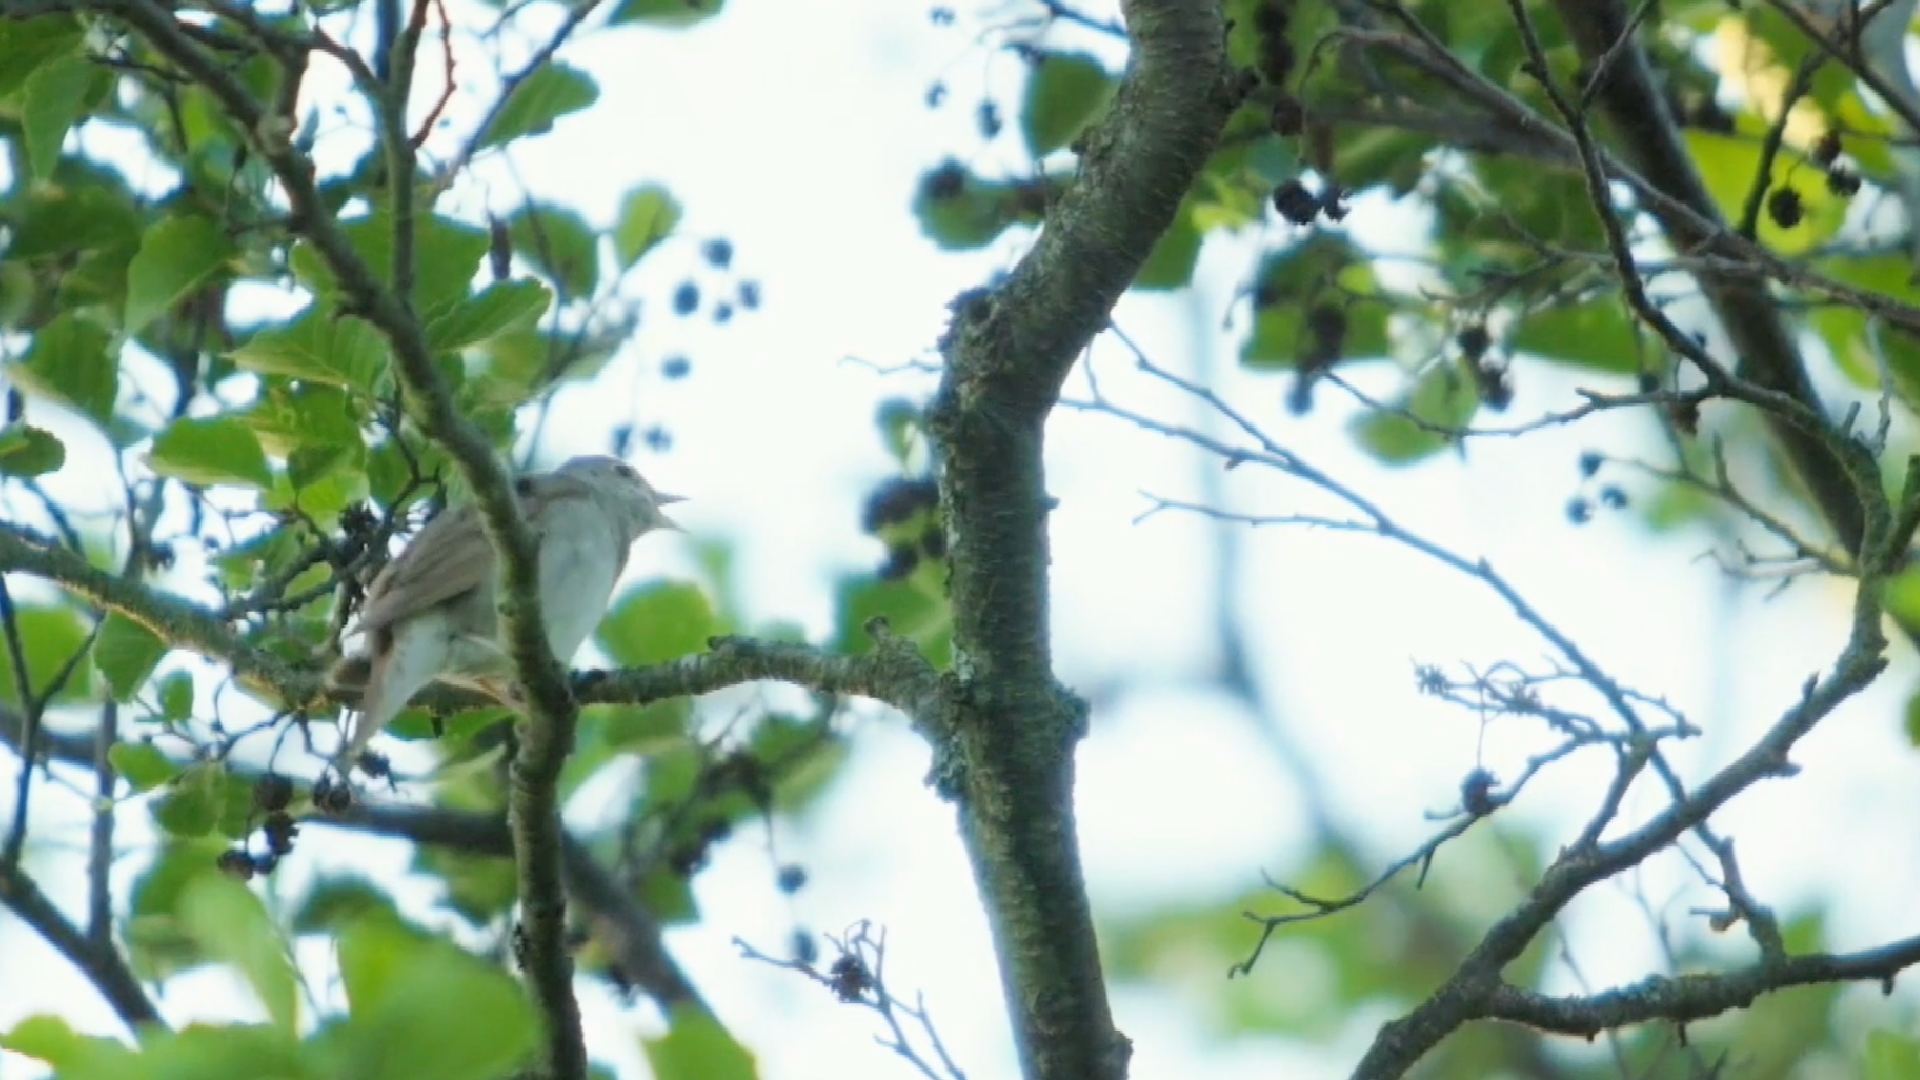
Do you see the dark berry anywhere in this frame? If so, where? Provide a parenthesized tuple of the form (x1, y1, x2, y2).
(860, 477, 941, 532)
(1319, 184, 1350, 221)
(1456, 324, 1490, 362)
(924, 161, 967, 200)
(1812, 129, 1843, 166)
(776, 864, 808, 894)
(662, 355, 691, 379)
(701, 238, 733, 269)
(1766, 186, 1803, 229)
(977, 100, 1002, 138)
(1461, 769, 1498, 816)
(252, 773, 293, 812)
(672, 281, 700, 316)
(1273, 179, 1319, 225)
(217, 848, 256, 881)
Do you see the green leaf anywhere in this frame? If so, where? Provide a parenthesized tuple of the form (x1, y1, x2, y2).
(911, 165, 1048, 251)
(152, 764, 222, 837)
(293, 212, 489, 316)
(93, 612, 168, 702)
(121, 1024, 301, 1080)
(158, 671, 194, 721)
(598, 581, 721, 666)
(291, 876, 397, 935)
(0, 16, 84, 100)
(1867, 1030, 1920, 1080)
(1350, 364, 1481, 465)
(614, 184, 682, 270)
(110, 742, 179, 793)
(1809, 253, 1920, 397)
(22, 54, 96, 180)
(644, 1008, 760, 1080)
(425, 279, 552, 352)
(0, 604, 93, 709)
(7, 181, 143, 260)
(0, 424, 65, 477)
(506, 204, 600, 297)
(230, 307, 389, 393)
(124, 215, 234, 333)
(148, 416, 272, 490)
(0, 1014, 140, 1079)
(609, 0, 724, 25)
(1133, 206, 1203, 291)
(831, 566, 951, 669)
(179, 873, 299, 1031)
(338, 919, 537, 1080)
(244, 383, 366, 458)
(476, 64, 598, 151)
(415, 847, 519, 926)
(126, 839, 229, 980)
(15, 313, 117, 425)
(1240, 234, 1388, 369)
(1510, 299, 1640, 373)
(1021, 53, 1115, 157)
(1687, 129, 1845, 255)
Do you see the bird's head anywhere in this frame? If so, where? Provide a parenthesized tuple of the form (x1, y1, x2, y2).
(555, 455, 685, 539)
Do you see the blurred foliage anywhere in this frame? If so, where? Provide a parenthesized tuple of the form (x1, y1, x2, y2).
(1, 0, 1917, 1079)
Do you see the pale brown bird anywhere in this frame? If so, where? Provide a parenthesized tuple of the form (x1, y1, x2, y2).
(326, 456, 682, 773)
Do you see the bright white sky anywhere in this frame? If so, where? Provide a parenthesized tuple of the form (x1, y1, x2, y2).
(6, 1, 1920, 1079)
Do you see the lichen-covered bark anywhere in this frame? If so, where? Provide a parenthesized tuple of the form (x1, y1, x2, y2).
(923, 3, 1242, 1078)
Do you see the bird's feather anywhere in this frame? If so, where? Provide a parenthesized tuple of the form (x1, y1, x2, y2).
(354, 476, 600, 636)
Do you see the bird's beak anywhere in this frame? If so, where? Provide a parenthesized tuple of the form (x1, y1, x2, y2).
(655, 494, 687, 533)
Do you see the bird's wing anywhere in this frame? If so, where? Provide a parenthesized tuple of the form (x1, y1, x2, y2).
(355, 504, 497, 636)
(353, 475, 601, 636)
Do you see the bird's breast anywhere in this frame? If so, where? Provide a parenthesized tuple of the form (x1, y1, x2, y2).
(537, 521, 625, 664)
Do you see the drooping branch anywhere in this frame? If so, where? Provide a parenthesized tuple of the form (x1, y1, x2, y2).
(920, 3, 1242, 1079)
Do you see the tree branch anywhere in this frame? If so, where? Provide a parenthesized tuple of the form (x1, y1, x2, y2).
(574, 627, 947, 723)
(0, 700, 712, 1018)
(1481, 933, 1920, 1035)
(1546, 0, 1867, 551)
(0, 523, 328, 709)
(921, 3, 1242, 1079)
(77, 0, 589, 1067)
(0, 864, 163, 1034)
(325, 802, 709, 1016)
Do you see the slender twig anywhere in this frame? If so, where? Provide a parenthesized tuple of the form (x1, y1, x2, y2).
(0, 576, 39, 870)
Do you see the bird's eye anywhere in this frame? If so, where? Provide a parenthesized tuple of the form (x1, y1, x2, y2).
(615, 463, 637, 479)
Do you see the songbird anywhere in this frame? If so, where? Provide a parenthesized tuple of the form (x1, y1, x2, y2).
(325, 455, 682, 774)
